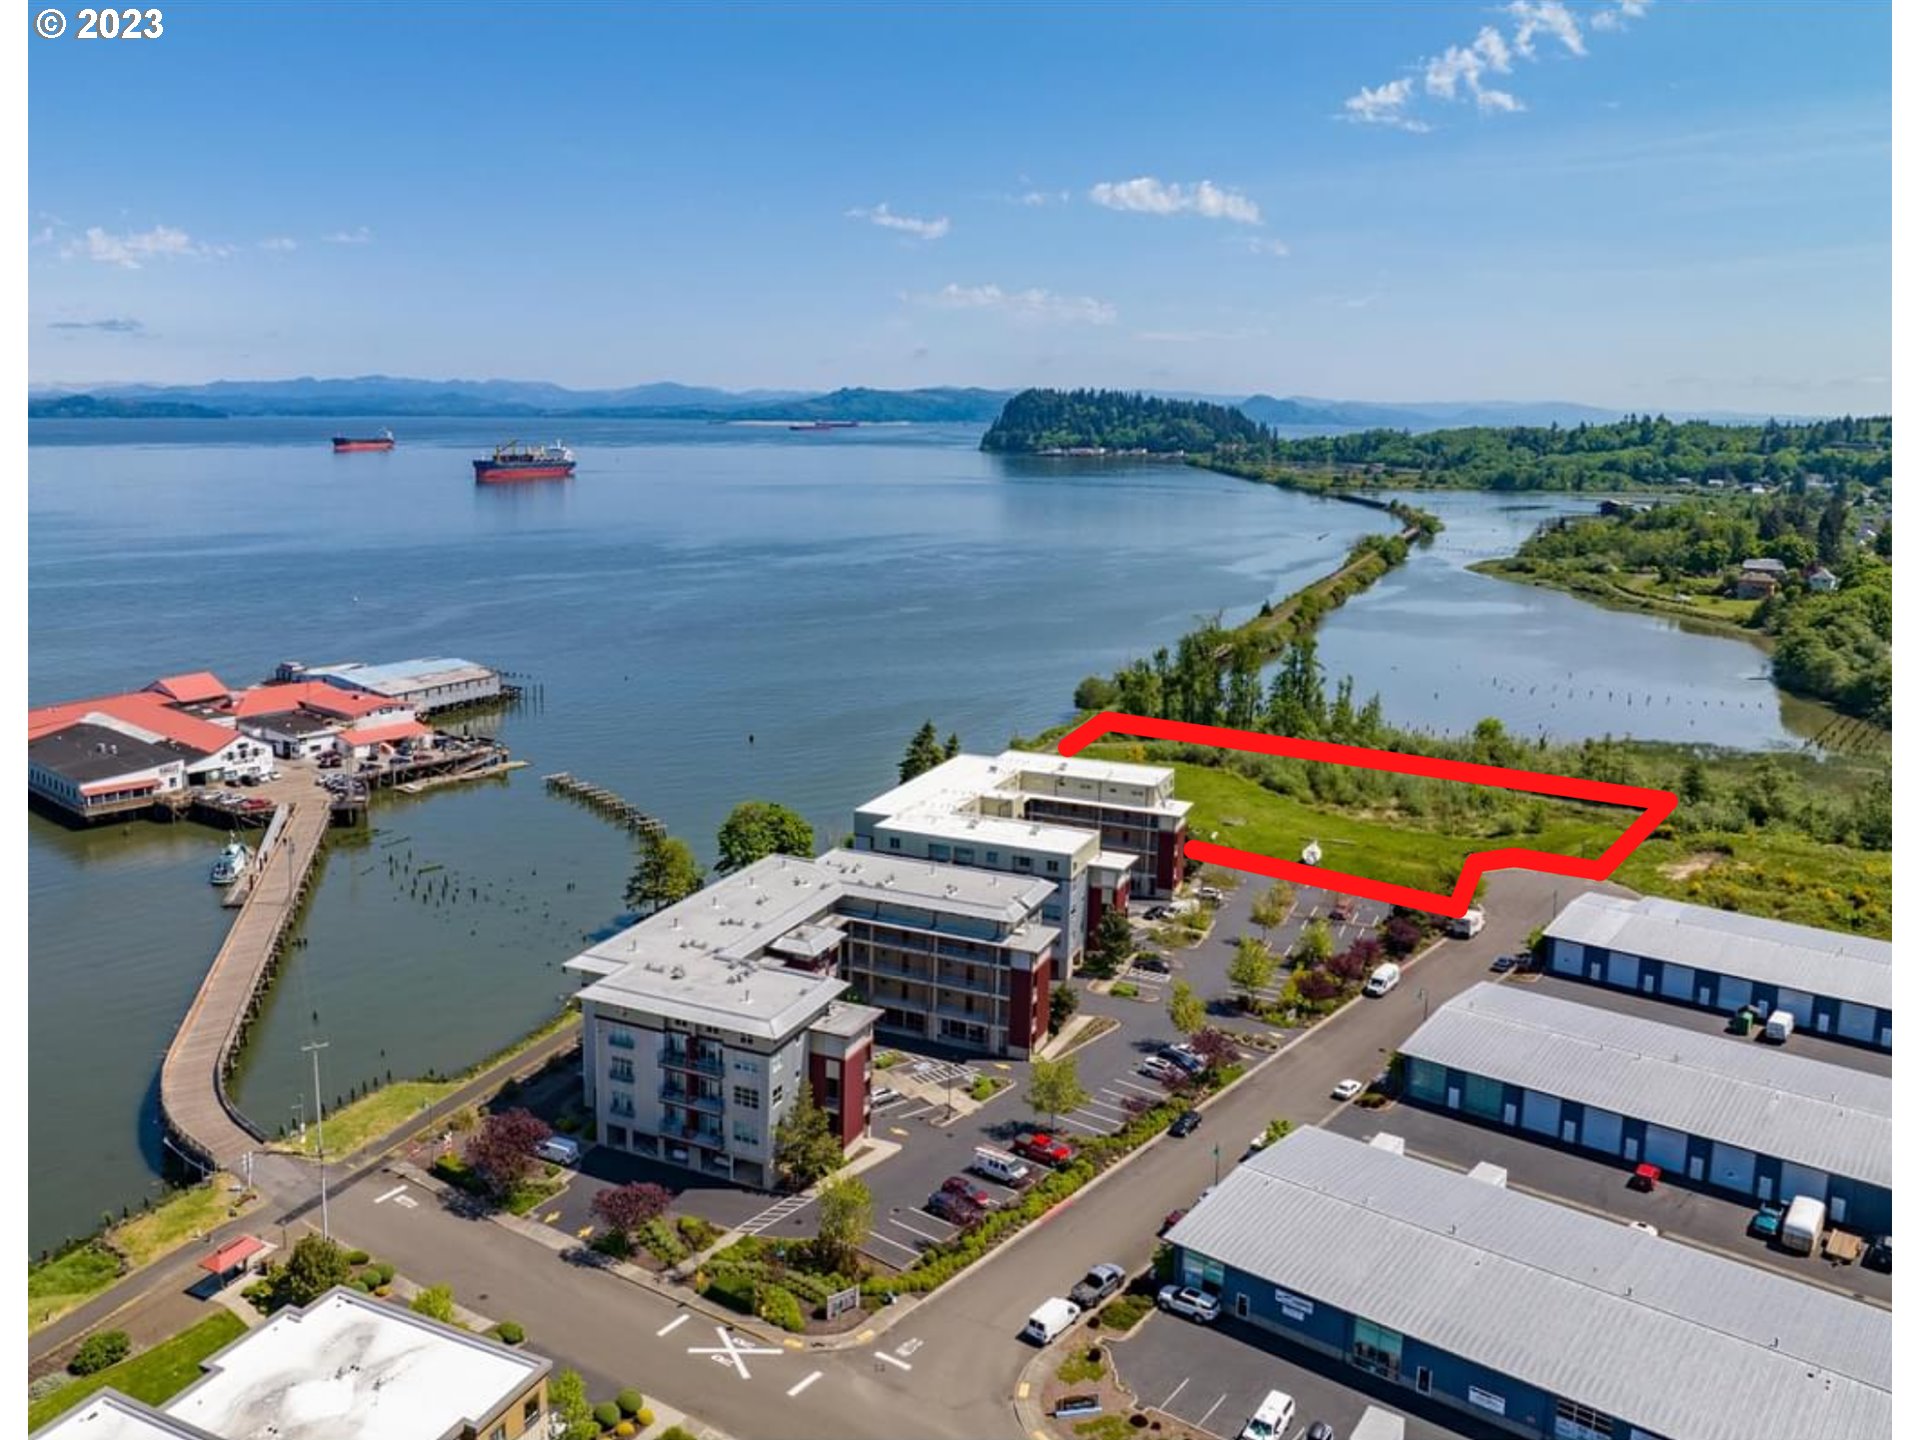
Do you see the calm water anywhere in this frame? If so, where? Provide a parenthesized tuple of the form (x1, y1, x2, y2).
(25, 422, 1812, 1252)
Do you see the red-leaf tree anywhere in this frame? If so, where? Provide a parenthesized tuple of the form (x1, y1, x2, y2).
(1188, 1027, 1240, 1075)
(1296, 967, 1343, 1004)
(592, 1181, 672, 1237)
(1328, 935, 1381, 984)
(1381, 917, 1424, 957)
(465, 1107, 552, 1197)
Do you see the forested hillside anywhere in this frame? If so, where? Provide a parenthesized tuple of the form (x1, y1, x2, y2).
(981, 388, 1266, 453)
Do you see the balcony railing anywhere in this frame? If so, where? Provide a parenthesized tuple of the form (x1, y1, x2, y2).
(661, 1083, 726, 1114)
(661, 1116, 725, 1147)
(608, 1064, 636, 1084)
(661, 1047, 724, 1077)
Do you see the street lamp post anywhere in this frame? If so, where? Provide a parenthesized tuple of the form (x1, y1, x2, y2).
(1212, 1143, 1221, 1187)
(1418, 988, 1429, 1022)
(303, 1039, 331, 1237)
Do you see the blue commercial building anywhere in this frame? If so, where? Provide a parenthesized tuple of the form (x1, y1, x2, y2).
(1166, 1129, 1890, 1440)
(1400, 983, 1892, 1235)
(1544, 893, 1891, 1050)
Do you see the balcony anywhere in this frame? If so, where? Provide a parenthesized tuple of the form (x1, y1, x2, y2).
(661, 1116, 725, 1148)
(660, 1083, 726, 1114)
(660, 1047, 724, 1077)
(608, 1063, 636, 1085)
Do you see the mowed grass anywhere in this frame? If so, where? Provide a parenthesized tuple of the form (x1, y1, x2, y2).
(27, 1311, 247, 1428)
(29, 1182, 254, 1333)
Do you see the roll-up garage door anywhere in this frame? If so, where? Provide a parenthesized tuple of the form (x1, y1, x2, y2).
(1836, 1003, 1877, 1043)
(1775, 988, 1814, 1026)
(1709, 1142, 1757, 1195)
(1582, 1106, 1624, 1156)
(1779, 1161, 1829, 1205)
(1520, 1090, 1561, 1137)
(1551, 942, 1582, 976)
(1643, 1124, 1689, 1173)
(1658, 964, 1694, 1000)
(1606, 950, 1640, 988)
(1718, 978, 1752, 1014)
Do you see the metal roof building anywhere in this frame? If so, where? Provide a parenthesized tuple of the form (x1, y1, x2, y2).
(1166, 1128, 1890, 1440)
(1402, 983, 1891, 1231)
(1543, 892, 1891, 1049)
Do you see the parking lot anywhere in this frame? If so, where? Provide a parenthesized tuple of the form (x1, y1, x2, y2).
(1325, 1102, 1893, 1305)
(1513, 971, 1892, 1076)
(1110, 1309, 1495, 1440)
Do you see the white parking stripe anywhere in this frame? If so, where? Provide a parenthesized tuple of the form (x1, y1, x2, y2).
(889, 1214, 953, 1243)
(1159, 1377, 1191, 1411)
(1111, 1077, 1162, 1096)
(1195, 1394, 1228, 1432)
(862, 1231, 921, 1261)
(874, 1350, 913, 1371)
(787, 1370, 823, 1397)
(656, 1314, 690, 1337)
(1058, 1114, 1111, 1135)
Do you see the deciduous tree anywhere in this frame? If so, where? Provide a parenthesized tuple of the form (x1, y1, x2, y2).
(626, 834, 705, 914)
(465, 1107, 552, 1198)
(813, 1174, 872, 1274)
(1167, 980, 1206, 1036)
(715, 802, 815, 874)
(272, 1233, 352, 1308)
(773, 1081, 841, 1190)
(591, 1182, 672, 1239)
(1249, 882, 1294, 939)
(1227, 936, 1275, 1007)
(1025, 1056, 1088, 1129)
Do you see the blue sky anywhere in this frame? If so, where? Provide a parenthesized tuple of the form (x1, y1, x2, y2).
(29, 2, 1890, 413)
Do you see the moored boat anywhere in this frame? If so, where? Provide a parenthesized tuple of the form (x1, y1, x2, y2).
(474, 441, 576, 482)
(210, 840, 251, 885)
(332, 429, 396, 453)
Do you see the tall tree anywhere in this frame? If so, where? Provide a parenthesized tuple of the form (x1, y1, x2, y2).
(465, 1107, 553, 1199)
(898, 721, 946, 783)
(271, 1233, 352, 1309)
(1048, 982, 1080, 1034)
(813, 1175, 873, 1274)
(1817, 485, 1850, 565)
(715, 801, 815, 873)
(1167, 980, 1206, 1036)
(773, 1081, 841, 1190)
(548, 1371, 598, 1439)
(1293, 918, 1335, 968)
(1227, 936, 1276, 1007)
(592, 1182, 672, 1240)
(943, 732, 961, 760)
(1087, 907, 1135, 976)
(1025, 1056, 1089, 1129)
(627, 834, 705, 914)
(1249, 882, 1294, 939)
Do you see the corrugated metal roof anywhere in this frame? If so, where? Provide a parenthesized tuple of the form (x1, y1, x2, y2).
(1403, 984, 1890, 1187)
(1167, 1129, 1890, 1440)
(1546, 892, 1891, 1012)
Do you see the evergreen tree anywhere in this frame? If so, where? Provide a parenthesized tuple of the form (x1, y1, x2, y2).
(773, 1081, 841, 1189)
(898, 721, 946, 783)
(627, 834, 705, 913)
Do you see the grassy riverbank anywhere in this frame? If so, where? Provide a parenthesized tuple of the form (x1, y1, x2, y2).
(1470, 556, 1766, 632)
(269, 1006, 579, 1160)
(28, 1181, 257, 1333)
(27, 1311, 247, 1427)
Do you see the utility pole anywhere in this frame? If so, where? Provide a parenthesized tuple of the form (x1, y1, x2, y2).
(1419, 988, 1430, 1023)
(1212, 1143, 1221, 1187)
(303, 1039, 331, 1237)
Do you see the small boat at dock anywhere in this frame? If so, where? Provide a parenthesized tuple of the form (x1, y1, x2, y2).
(332, 429, 395, 452)
(210, 840, 251, 885)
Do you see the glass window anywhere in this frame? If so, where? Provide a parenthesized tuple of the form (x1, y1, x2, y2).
(523, 1397, 541, 1425)
(732, 1086, 761, 1110)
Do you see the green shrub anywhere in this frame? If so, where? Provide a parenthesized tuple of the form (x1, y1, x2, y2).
(616, 1388, 644, 1418)
(615, 1423, 635, 1439)
(369, 1262, 395, 1285)
(591, 1227, 634, 1259)
(659, 1428, 700, 1440)
(1057, 1345, 1106, 1384)
(756, 1283, 807, 1333)
(592, 1401, 622, 1431)
(677, 1214, 721, 1249)
(702, 1269, 756, 1315)
(344, 1249, 371, 1266)
(495, 1321, 525, 1346)
(1101, 1293, 1153, 1331)
(1111, 982, 1139, 999)
(69, 1330, 131, 1376)
(638, 1217, 688, 1264)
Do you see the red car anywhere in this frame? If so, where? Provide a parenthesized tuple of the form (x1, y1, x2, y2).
(1014, 1132, 1077, 1167)
(939, 1175, 993, 1209)
(1160, 1208, 1188, 1234)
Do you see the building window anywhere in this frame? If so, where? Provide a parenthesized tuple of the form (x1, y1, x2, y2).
(772, 1084, 785, 1106)
(888, 837, 901, 850)
(608, 1092, 635, 1119)
(1045, 860, 1060, 874)
(733, 1122, 758, 1146)
(733, 1086, 761, 1110)
(606, 1028, 635, 1050)
(491, 1426, 506, 1440)
(607, 1124, 629, 1148)
(609, 1058, 634, 1084)
(523, 1397, 541, 1426)
(1015, 856, 1032, 870)
(1551, 1400, 1614, 1440)
(986, 851, 999, 864)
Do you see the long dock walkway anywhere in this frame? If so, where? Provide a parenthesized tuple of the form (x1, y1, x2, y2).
(159, 790, 333, 1173)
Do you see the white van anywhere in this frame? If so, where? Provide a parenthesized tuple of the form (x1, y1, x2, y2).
(972, 1146, 1032, 1187)
(1238, 1390, 1297, 1440)
(1364, 962, 1402, 997)
(1022, 1296, 1082, 1344)
(1782, 1194, 1827, 1255)
(1763, 1009, 1796, 1043)
(1448, 907, 1486, 939)
(535, 1135, 582, 1167)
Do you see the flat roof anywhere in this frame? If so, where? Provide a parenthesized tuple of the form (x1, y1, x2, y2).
(316, 657, 496, 695)
(854, 750, 1185, 834)
(1403, 984, 1891, 1188)
(163, 1287, 547, 1440)
(1547, 892, 1892, 1012)
(873, 810, 1094, 859)
(32, 1392, 220, 1440)
(1168, 1129, 1890, 1440)
(29, 721, 198, 782)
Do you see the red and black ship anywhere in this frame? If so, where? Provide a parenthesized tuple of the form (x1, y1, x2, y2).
(473, 441, 576, 482)
(332, 428, 395, 453)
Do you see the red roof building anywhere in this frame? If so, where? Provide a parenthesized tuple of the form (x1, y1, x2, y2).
(146, 671, 232, 705)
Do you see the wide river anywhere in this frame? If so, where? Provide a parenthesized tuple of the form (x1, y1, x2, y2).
(26, 419, 1816, 1252)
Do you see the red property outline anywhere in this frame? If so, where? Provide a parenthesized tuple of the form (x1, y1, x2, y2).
(1057, 712, 1677, 918)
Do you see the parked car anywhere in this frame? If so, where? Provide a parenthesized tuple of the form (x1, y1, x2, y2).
(927, 1190, 984, 1226)
(1627, 1221, 1660, 1238)
(939, 1175, 993, 1210)
(1305, 1423, 1337, 1440)
(1865, 1235, 1893, 1273)
(1239, 1391, 1296, 1440)
(1068, 1263, 1127, 1308)
(1160, 1045, 1206, 1076)
(1156, 1286, 1221, 1323)
(1329, 899, 1354, 923)
(1134, 955, 1170, 974)
(1198, 885, 1226, 903)
(1160, 1208, 1188, 1234)
(1022, 1297, 1082, 1344)
(871, 1086, 901, 1108)
(1169, 1109, 1203, 1138)
(534, 1136, 582, 1166)
(1491, 953, 1516, 972)
(1330, 1078, 1364, 1102)
(1140, 1056, 1183, 1083)
(1144, 905, 1174, 921)
(1013, 1132, 1077, 1167)
(1749, 1202, 1786, 1241)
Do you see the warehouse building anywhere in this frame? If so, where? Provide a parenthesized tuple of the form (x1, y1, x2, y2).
(1400, 983, 1891, 1232)
(277, 656, 503, 712)
(1166, 1128, 1890, 1440)
(1543, 892, 1891, 1050)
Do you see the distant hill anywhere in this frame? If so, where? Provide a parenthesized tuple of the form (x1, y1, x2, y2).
(29, 393, 227, 419)
(1237, 394, 1633, 431)
(981, 388, 1266, 454)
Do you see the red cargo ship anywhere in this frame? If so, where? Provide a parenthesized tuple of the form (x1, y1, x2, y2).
(473, 441, 576, 482)
(332, 429, 395, 452)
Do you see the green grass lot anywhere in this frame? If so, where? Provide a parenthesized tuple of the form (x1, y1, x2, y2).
(1104, 753, 1887, 937)
(28, 1311, 247, 1428)
(1470, 558, 1763, 631)
(29, 1182, 254, 1333)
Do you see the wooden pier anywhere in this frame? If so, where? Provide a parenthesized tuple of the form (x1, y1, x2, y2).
(542, 772, 665, 837)
(159, 794, 333, 1174)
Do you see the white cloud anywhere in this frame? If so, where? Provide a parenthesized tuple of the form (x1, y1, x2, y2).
(64, 224, 227, 268)
(1342, 78, 1431, 131)
(916, 283, 1116, 325)
(259, 236, 298, 252)
(324, 226, 374, 244)
(1344, 0, 1641, 131)
(47, 317, 144, 334)
(1136, 326, 1267, 343)
(1088, 177, 1263, 225)
(1242, 237, 1292, 258)
(846, 203, 951, 241)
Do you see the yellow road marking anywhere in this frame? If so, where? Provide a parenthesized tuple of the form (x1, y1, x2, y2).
(889, 1127, 910, 1137)
(856, 1329, 876, 1344)
(542, 1211, 561, 1224)
(575, 1224, 595, 1238)
(785, 1338, 804, 1349)
(1017, 1382, 1030, 1400)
